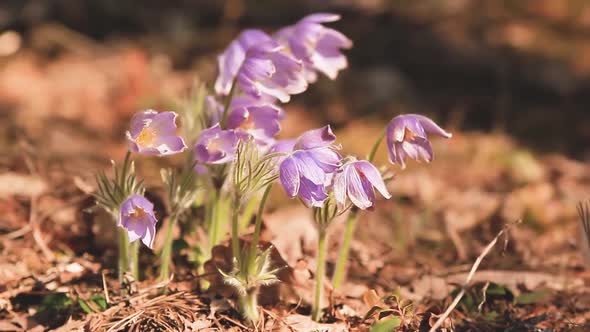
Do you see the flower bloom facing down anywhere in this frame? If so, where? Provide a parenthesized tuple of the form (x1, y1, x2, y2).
(126, 110, 187, 156)
(386, 114, 452, 169)
(226, 96, 283, 145)
(215, 29, 271, 96)
(119, 195, 158, 249)
(333, 160, 391, 210)
(194, 124, 239, 164)
(237, 40, 308, 103)
(279, 126, 341, 207)
(275, 13, 352, 83)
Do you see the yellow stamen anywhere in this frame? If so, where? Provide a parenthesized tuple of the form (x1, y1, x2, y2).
(136, 127, 158, 147)
(240, 115, 256, 131)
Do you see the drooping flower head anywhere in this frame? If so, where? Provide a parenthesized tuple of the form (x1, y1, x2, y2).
(119, 194, 157, 249)
(333, 159, 391, 210)
(225, 95, 283, 145)
(215, 29, 308, 103)
(275, 13, 352, 83)
(126, 110, 187, 156)
(215, 30, 270, 96)
(386, 114, 452, 169)
(194, 124, 239, 165)
(279, 126, 341, 207)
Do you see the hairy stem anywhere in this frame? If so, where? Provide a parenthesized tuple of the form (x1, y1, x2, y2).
(117, 227, 129, 282)
(312, 227, 328, 321)
(207, 188, 221, 253)
(159, 214, 177, 281)
(367, 128, 386, 163)
(231, 194, 241, 259)
(332, 210, 358, 289)
(248, 184, 273, 267)
(239, 288, 260, 325)
(129, 240, 139, 280)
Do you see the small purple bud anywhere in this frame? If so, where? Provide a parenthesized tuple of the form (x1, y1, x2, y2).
(386, 114, 452, 169)
(119, 194, 158, 249)
(126, 110, 187, 156)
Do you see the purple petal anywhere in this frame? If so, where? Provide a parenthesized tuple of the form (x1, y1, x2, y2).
(301, 13, 341, 24)
(293, 151, 326, 185)
(306, 147, 341, 173)
(415, 114, 452, 138)
(142, 221, 156, 249)
(333, 169, 347, 208)
(128, 110, 157, 137)
(345, 165, 373, 209)
(279, 156, 300, 197)
(353, 161, 391, 199)
(268, 139, 296, 154)
(294, 125, 336, 150)
(298, 177, 328, 207)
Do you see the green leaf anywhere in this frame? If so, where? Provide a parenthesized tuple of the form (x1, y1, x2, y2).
(369, 317, 402, 332)
(39, 293, 72, 313)
(78, 299, 93, 314)
(514, 290, 551, 305)
(90, 294, 107, 311)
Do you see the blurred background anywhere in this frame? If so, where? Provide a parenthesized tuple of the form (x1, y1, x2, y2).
(1, 0, 589, 160)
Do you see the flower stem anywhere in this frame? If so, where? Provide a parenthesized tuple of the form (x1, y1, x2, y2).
(248, 184, 273, 267)
(312, 227, 328, 321)
(207, 187, 221, 253)
(159, 213, 177, 281)
(129, 240, 139, 280)
(117, 227, 129, 282)
(220, 78, 237, 129)
(231, 194, 241, 259)
(367, 128, 386, 163)
(332, 210, 358, 289)
(239, 288, 260, 325)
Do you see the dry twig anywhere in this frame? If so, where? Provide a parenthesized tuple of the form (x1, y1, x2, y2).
(428, 221, 518, 332)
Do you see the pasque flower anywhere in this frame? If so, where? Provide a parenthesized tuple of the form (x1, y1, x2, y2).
(279, 126, 341, 207)
(215, 29, 308, 103)
(333, 159, 391, 210)
(127, 110, 187, 156)
(119, 194, 157, 249)
(386, 114, 452, 169)
(225, 96, 283, 145)
(275, 13, 352, 83)
(194, 124, 239, 164)
(215, 30, 270, 96)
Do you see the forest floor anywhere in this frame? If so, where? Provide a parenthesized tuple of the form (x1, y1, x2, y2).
(1, 33, 590, 331)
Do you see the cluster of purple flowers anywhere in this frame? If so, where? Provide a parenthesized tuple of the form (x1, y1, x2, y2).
(115, 12, 452, 250)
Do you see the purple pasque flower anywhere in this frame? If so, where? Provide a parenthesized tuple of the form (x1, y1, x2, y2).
(225, 95, 283, 145)
(215, 29, 270, 96)
(333, 159, 391, 210)
(386, 114, 452, 169)
(279, 126, 341, 207)
(194, 124, 239, 164)
(126, 110, 187, 156)
(275, 13, 352, 83)
(119, 194, 158, 249)
(237, 40, 308, 102)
